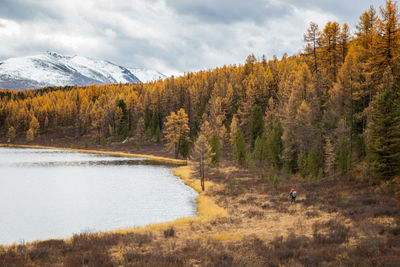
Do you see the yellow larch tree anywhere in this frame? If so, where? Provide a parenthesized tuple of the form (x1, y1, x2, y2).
(164, 108, 190, 158)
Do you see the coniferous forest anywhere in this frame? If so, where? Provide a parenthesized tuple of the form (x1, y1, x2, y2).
(2, 1, 400, 181)
(1, 1, 400, 266)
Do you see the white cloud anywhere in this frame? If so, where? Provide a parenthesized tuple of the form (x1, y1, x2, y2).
(0, 0, 386, 76)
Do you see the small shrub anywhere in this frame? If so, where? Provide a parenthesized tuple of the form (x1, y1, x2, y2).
(246, 209, 264, 218)
(123, 248, 144, 263)
(164, 227, 175, 238)
(273, 174, 279, 190)
(313, 219, 350, 245)
(84, 248, 113, 267)
(64, 254, 84, 267)
(261, 203, 270, 209)
(306, 210, 320, 218)
(28, 248, 49, 261)
(124, 232, 153, 247)
(101, 136, 107, 147)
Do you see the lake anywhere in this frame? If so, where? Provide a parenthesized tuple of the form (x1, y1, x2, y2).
(0, 147, 198, 244)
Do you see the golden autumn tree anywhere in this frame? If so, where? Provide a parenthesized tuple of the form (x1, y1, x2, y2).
(29, 115, 40, 137)
(191, 119, 213, 191)
(339, 23, 351, 64)
(327, 50, 363, 161)
(164, 108, 190, 158)
(7, 126, 16, 143)
(319, 21, 342, 84)
(26, 128, 34, 142)
(192, 133, 208, 191)
(374, 0, 400, 78)
(304, 21, 321, 73)
(229, 114, 239, 145)
(135, 117, 145, 149)
(91, 105, 105, 144)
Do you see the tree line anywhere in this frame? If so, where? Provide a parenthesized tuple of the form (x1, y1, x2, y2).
(1, 0, 399, 184)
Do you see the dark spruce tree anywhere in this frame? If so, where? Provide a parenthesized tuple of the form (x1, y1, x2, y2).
(367, 85, 400, 180)
(234, 128, 247, 166)
(249, 105, 264, 148)
(209, 134, 222, 166)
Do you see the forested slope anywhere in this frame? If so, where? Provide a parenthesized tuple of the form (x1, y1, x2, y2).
(1, 0, 400, 181)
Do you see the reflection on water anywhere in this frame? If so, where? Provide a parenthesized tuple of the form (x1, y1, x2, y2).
(0, 148, 197, 244)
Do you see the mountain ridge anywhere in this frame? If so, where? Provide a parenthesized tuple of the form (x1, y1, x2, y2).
(0, 52, 166, 90)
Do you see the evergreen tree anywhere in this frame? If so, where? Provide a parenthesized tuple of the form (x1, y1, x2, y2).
(179, 137, 190, 158)
(254, 133, 268, 163)
(135, 117, 145, 149)
(265, 122, 284, 168)
(233, 128, 247, 166)
(300, 150, 323, 183)
(209, 134, 222, 166)
(338, 137, 351, 174)
(117, 99, 128, 139)
(367, 85, 400, 180)
(249, 105, 264, 148)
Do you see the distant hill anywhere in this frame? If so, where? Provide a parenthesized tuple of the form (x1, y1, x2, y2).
(0, 51, 167, 90)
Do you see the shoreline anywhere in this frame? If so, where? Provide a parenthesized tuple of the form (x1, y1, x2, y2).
(0, 143, 187, 165)
(0, 144, 226, 247)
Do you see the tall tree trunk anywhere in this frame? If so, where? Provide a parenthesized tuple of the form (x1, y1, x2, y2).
(350, 70, 353, 170)
(200, 153, 205, 191)
(175, 138, 180, 159)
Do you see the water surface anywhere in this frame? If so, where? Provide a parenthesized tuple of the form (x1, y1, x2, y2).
(0, 147, 197, 244)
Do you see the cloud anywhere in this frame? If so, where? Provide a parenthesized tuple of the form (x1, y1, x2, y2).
(0, 0, 388, 76)
(164, 0, 290, 25)
(285, 0, 384, 26)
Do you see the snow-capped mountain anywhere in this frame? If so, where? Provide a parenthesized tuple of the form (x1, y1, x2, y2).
(0, 51, 166, 90)
(127, 68, 166, 83)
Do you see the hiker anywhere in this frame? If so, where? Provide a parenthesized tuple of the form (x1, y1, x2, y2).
(289, 187, 297, 203)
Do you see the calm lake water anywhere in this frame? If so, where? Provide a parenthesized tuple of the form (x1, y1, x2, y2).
(0, 147, 198, 244)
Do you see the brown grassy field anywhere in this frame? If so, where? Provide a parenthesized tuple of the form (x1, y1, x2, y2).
(1, 135, 400, 266)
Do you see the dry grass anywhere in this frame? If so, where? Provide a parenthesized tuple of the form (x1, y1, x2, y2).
(1, 147, 399, 266)
(173, 165, 227, 219)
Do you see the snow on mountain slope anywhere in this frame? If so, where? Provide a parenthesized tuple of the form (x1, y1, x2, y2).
(0, 52, 166, 90)
(128, 68, 167, 83)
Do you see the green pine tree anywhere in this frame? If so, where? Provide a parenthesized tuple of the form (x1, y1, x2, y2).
(209, 134, 222, 166)
(338, 137, 351, 174)
(234, 128, 247, 166)
(249, 105, 264, 148)
(254, 133, 268, 163)
(265, 122, 283, 168)
(367, 86, 400, 180)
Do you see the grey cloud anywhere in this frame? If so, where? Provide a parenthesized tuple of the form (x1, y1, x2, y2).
(0, 0, 390, 76)
(0, 0, 61, 21)
(287, 0, 384, 25)
(164, 0, 291, 24)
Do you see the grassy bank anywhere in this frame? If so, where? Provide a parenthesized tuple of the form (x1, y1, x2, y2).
(0, 143, 187, 165)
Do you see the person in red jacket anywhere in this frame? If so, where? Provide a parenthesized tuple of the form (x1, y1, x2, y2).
(290, 188, 296, 203)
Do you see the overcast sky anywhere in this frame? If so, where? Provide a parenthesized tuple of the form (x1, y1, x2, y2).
(0, 0, 385, 76)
